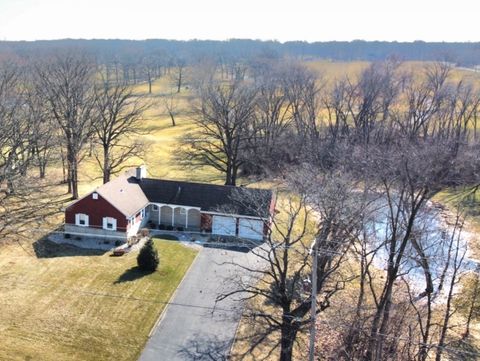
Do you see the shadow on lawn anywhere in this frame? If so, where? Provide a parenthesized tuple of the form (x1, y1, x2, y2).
(33, 238, 108, 258)
(114, 266, 154, 284)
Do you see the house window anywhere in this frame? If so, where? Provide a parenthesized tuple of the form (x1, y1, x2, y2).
(152, 204, 159, 211)
(92, 192, 98, 200)
(141, 208, 146, 218)
(103, 217, 117, 231)
(75, 213, 89, 227)
(180, 208, 187, 215)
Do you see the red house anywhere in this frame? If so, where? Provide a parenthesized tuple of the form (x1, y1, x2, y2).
(65, 166, 275, 242)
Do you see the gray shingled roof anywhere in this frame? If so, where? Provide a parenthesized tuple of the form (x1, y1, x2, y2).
(95, 170, 149, 217)
(139, 178, 273, 218)
(78, 168, 273, 219)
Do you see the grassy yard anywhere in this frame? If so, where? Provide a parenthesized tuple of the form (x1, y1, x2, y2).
(0, 239, 197, 361)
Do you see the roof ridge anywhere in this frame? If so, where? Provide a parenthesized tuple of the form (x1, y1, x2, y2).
(141, 177, 271, 193)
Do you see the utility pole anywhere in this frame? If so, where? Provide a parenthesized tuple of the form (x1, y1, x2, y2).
(309, 239, 318, 361)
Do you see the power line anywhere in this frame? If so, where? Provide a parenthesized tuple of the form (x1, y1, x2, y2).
(0, 277, 242, 314)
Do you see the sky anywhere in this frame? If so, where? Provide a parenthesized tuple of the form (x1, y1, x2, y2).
(0, 0, 478, 42)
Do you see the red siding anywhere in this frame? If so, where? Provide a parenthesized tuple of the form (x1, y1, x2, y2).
(65, 192, 128, 231)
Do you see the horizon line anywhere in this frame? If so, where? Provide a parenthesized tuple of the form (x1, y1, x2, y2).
(1, 38, 479, 44)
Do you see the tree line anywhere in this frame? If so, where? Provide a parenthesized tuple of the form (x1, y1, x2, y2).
(2, 39, 480, 68)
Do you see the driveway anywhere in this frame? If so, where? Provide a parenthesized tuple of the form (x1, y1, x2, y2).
(138, 246, 261, 361)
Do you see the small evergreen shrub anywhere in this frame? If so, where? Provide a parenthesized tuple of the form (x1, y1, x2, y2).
(137, 238, 159, 272)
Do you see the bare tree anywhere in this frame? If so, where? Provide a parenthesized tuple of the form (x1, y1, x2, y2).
(435, 214, 467, 361)
(0, 61, 50, 240)
(0, 63, 31, 192)
(282, 63, 323, 158)
(35, 54, 97, 199)
(162, 91, 179, 127)
(170, 57, 186, 93)
(141, 54, 163, 94)
(24, 85, 58, 178)
(93, 82, 150, 183)
(179, 81, 256, 186)
(219, 169, 366, 361)
(243, 71, 293, 174)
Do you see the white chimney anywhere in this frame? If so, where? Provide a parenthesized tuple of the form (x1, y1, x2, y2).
(136, 165, 147, 180)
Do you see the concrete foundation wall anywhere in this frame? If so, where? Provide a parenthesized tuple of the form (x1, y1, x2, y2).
(64, 224, 127, 241)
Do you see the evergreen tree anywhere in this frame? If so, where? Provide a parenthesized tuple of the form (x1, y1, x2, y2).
(137, 238, 159, 272)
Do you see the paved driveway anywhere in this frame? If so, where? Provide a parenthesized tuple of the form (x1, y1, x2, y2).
(139, 246, 260, 361)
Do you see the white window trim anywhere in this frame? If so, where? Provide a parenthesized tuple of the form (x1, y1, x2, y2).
(75, 213, 89, 227)
(103, 217, 117, 231)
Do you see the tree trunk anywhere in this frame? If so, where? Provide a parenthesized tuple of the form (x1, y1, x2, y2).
(67, 146, 79, 199)
(279, 322, 298, 361)
(177, 70, 182, 93)
(103, 145, 110, 184)
(365, 278, 394, 361)
(71, 160, 79, 199)
(168, 111, 176, 126)
(67, 162, 72, 192)
(225, 163, 237, 186)
(39, 161, 46, 179)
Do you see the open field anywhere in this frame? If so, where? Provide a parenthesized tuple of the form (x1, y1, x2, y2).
(0, 239, 197, 361)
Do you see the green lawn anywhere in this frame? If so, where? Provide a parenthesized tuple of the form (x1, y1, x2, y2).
(0, 239, 197, 361)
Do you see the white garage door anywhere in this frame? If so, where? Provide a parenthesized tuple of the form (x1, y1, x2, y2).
(212, 215, 236, 236)
(238, 218, 264, 240)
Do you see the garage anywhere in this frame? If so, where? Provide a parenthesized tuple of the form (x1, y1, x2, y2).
(212, 215, 237, 236)
(238, 218, 264, 241)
